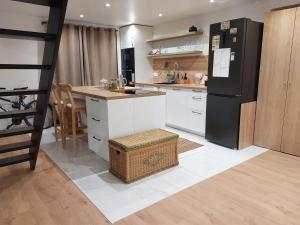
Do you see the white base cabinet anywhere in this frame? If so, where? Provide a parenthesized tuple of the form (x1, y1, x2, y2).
(166, 88, 206, 136)
(86, 95, 166, 161)
(136, 85, 207, 136)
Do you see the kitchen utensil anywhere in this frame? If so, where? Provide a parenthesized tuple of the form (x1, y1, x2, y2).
(194, 73, 204, 84)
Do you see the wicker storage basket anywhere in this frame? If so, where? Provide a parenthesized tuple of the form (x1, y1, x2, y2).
(109, 129, 179, 183)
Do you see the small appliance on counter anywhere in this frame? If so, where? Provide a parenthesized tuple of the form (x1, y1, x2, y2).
(206, 18, 263, 149)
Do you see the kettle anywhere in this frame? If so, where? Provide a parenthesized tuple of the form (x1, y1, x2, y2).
(118, 75, 127, 89)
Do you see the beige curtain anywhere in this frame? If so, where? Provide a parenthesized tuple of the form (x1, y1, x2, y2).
(55, 25, 118, 86)
(55, 25, 83, 86)
(82, 27, 118, 85)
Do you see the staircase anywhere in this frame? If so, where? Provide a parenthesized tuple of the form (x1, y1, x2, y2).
(0, 0, 68, 170)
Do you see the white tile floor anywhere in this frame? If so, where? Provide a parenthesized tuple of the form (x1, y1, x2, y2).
(41, 127, 268, 223)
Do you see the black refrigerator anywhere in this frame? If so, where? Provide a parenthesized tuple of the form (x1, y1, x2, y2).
(205, 18, 263, 149)
(121, 48, 135, 86)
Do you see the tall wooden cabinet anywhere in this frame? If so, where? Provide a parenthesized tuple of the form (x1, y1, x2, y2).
(281, 8, 300, 156)
(254, 7, 300, 156)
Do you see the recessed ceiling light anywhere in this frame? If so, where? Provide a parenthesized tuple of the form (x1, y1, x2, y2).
(106, 3, 111, 7)
(210, 0, 215, 3)
(79, 14, 84, 18)
(159, 13, 163, 17)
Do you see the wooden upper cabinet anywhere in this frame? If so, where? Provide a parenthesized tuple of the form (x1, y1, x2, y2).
(254, 8, 297, 151)
(281, 8, 300, 156)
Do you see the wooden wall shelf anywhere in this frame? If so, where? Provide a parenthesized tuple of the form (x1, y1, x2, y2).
(147, 51, 204, 59)
(146, 31, 203, 43)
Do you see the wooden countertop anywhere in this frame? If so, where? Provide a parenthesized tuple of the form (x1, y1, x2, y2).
(135, 82, 207, 91)
(72, 86, 166, 100)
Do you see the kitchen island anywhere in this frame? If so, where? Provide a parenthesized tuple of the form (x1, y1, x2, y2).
(72, 86, 166, 161)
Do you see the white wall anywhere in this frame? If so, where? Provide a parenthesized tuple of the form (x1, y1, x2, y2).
(153, 0, 300, 55)
(0, 11, 44, 89)
(119, 25, 154, 82)
(0, 11, 44, 128)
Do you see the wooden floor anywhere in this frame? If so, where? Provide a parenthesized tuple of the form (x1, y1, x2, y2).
(0, 136, 110, 225)
(1, 136, 300, 225)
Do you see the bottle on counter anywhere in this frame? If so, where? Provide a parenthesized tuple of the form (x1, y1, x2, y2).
(184, 73, 188, 80)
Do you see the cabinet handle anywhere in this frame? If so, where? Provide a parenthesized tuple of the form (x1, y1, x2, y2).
(90, 98, 99, 102)
(92, 117, 101, 122)
(192, 111, 202, 115)
(93, 136, 102, 142)
(192, 89, 204, 93)
(192, 97, 202, 101)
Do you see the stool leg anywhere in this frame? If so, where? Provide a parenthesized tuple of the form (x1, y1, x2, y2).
(72, 110, 77, 155)
(61, 109, 67, 149)
(53, 108, 58, 142)
(78, 112, 83, 130)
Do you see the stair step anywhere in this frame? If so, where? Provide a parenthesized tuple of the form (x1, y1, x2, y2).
(0, 89, 47, 96)
(0, 64, 51, 70)
(0, 126, 35, 138)
(0, 141, 35, 154)
(2, 0, 68, 170)
(12, 0, 52, 7)
(0, 28, 56, 41)
(0, 154, 34, 167)
(0, 109, 38, 119)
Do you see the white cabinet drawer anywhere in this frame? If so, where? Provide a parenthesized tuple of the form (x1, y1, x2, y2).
(86, 97, 108, 121)
(88, 133, 109, 161)
(186, 90, 207, 112)
(186, 91, 207, 101)
(87, 116, 108, 139)
(187, 95, 207, 112)
(187, 110, 206, 135)
(187, 89, 207, 96)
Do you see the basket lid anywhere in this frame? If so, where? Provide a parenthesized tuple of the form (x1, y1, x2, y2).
(109, 129, 179, 151)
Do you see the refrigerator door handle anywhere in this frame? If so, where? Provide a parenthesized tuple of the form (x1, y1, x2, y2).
(221, 30, 227, 47)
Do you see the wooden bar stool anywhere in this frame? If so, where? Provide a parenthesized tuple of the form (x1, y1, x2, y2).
(50, 83, 67, 148)
(58, 84, 87, 153)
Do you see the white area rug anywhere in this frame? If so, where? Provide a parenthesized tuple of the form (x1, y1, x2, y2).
(41, 127, 268, 223)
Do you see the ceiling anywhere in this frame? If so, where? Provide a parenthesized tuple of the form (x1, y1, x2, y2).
(2, 0, 258, 27)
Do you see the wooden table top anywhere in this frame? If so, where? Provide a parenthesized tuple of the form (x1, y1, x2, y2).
(72, 86, 166, 100)
(135, 82, 207, 91)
